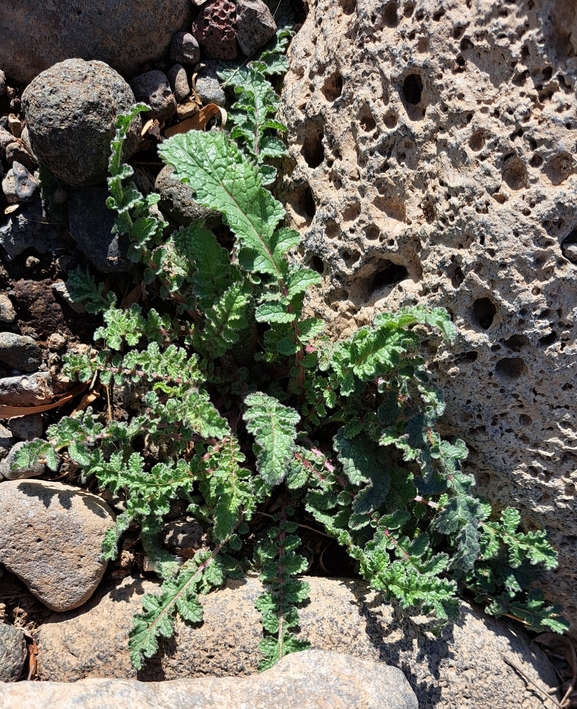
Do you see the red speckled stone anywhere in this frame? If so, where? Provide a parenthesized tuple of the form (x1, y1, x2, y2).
(192, 0, 238, 60)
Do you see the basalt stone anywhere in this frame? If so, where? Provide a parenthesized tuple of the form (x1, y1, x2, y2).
(155, 165, 220, 227)
(22, 59, 141, 186)
(0, 624, 26, 681)
(0, 332, 41, 372)
(130, 70, 176, 123)
(236, 0, 276, 57)
(192, 0, 238, 60)
(170, 32, 201, 65)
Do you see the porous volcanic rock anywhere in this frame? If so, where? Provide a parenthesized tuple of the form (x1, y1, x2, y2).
(0, 0, 192, 84)
(279, 0, 577, 626)
(22, 59, 141, 186)
(37, 575, 557, 708)
(192, 0, 238, 60)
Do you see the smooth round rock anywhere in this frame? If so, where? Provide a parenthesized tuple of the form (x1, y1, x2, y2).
(0, 0, 192, 84)
(22, 59, 141, 186)
(0, 624, 26, 682)
(0, 480, 115, 612)
(167, 64, 190, 103)
(0, 332, 41, 372)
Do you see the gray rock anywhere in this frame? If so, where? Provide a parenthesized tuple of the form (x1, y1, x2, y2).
(52, 281, 87, 314)
(3, 651, 417, 709)
(0, 480, 115, 612)
(1, 161, 39, 203)
(0, 197, 67, 260)
(37, 575, 557, 708)
(167, 64, 191, 103)
(68, 185, 132, 273)
(155, 165, 220, 227)
(236, 0, 276, 57)
(130, 71, 176, 123)
(0, 371, 53, 407)
(0, 332, 42, 372)
(9, 414, 43, 441)
(22, 59, 141, 186)
(0, 440, 45, 480)
(194, 62, 226, 107)
(170, 32, 201, 65)
(0, 423, 13, 451)
(5, 141, 36, 171)
(0, 127, 13, 156)
(0, 69, 5, 96)
(0, 0, 192, 84)
(0, 294, 16, 323)
(0, 624, 26, 681)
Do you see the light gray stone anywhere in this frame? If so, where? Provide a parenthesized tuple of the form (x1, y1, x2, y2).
(279, 0, 577, 627)
(236, 0, 276, 57)
(0, 372, 53, 407)
(0, 332, 41, 372)
(0, 480, 115, 611)
(0, 69, 5, 96)
(0, 0, 192, 84)
(0, 294, 16, 323)
(22, 59, 141, 186)
(130, 71, 176, 123)
(2, 651, 417, 708)
(2, 162, 39, 204)
(37, 575, 557, 708)
(0, 624, 26, 682)
(0, 440, 45, 480)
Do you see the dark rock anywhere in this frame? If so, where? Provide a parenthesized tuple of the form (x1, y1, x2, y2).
(5, 141, 37, 171)
(155, 165, 221, 227)
(0, 624, 26, 682)
(0, 440, 46, 480)
(194, 61, 227, 107)
(130, 71, 176, 123)
(1, 161, 39, 203)
(0, 127, 15, 156)
(22, 59, 141, 186)
(0, 480, 115, 612)
(0, 332, 42, 372)
(1, 651, 418, 708)
(236, 0, 276, 57)
(0, 0, 192, 84)
(192, 0, 238, 60)
(10, 414, 44, 441)
(170, 32, 201, 65)
(68, 185, 132, 273)
(0, 198, 67, 260)
(167, 64, 190, 103)
(0, 372, 53, 407)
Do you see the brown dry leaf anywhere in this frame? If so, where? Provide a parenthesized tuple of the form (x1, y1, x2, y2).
(0, 381, 89, 418)
(4, 204, 20, 215)
(71, 386, 102, 415)
(22, 629, 38, 681)
(163, 104, 226, 138)
(141, 118, 154, 136)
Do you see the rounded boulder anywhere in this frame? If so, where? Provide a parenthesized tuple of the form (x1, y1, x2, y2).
(22, 59, 141, 186)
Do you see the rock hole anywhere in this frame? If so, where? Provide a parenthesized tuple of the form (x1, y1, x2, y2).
(472, 297, 496, 329)
(504, 334, 528, 351)
(371, 260, 408, 290)
(287, 183, 316, 221)
(502, 155, 527, 190)
(384, 111, 398, 129)
(529, 154, 543, 168)
(311, 255, 325, 274)
(544, 152, 575, 185)
(402, 74, 423, 104)
(364, 225, 380, 240)
(449, 265, 464, 287)
(561, 230, 577, 263)
(373, 196, 406, 221)
(359, 106, 377, 132)
(321, 71, 343, 102)
(495, 357, 527, 380)
(383, 1, 398, 27)
(539, 331, 557, 346)
(432, 9, 445, 20)
(519, 414, 532, 426)
(460, 37, 474, 51)
(342, 250, 361, 266)
(301, 125, 325, 168)
(339, 0, 356, 15)
(342, 202, 361, 221)
(325, 219, 340, 239)
(404, 2, 415, 16)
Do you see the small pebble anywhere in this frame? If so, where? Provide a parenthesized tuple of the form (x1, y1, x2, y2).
(10, 414, 44, 441)
(167, 64, 191, 102)
(0, 332, 42, 372)
(5, 141, 36, 171)
(7, 114, 22, 139)
(2, 161, 39, 203)
(0, 127, 14, 155)
(0, 294, 16, 323)
(194, 61, 227, 107)
(177, 101, 201, 120)
(0, 440, 46, 480)
(130, 71, 176, 122)
(47, 333, 67, 351)
(25, 255, 41, 269)
(170, 32, 201, 65)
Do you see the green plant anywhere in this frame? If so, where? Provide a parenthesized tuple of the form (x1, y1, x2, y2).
(18, 43, 568, 671)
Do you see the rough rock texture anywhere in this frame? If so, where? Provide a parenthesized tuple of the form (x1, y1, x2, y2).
(37, 575, 557, 708)
(279, 0, 577, 627)
(0, 440, 45, 480)
(192, 0, 238, 60)
(0, 332, 41, 372)
(1, 651, 417, 709)
(155, 165, 221, 226)
(0, 0, 192, 84)
(0, 372, 53, 406)
(0, 198, 67, 260)
(236, 0, 277, 57)
(0, 624, 26, 682)
(0, 480, 115, 611)
(22, 59, 141, 186)
(130, 71, 177, 123)
(170, 32, 201, 66)
(194, 61, 227, 107)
